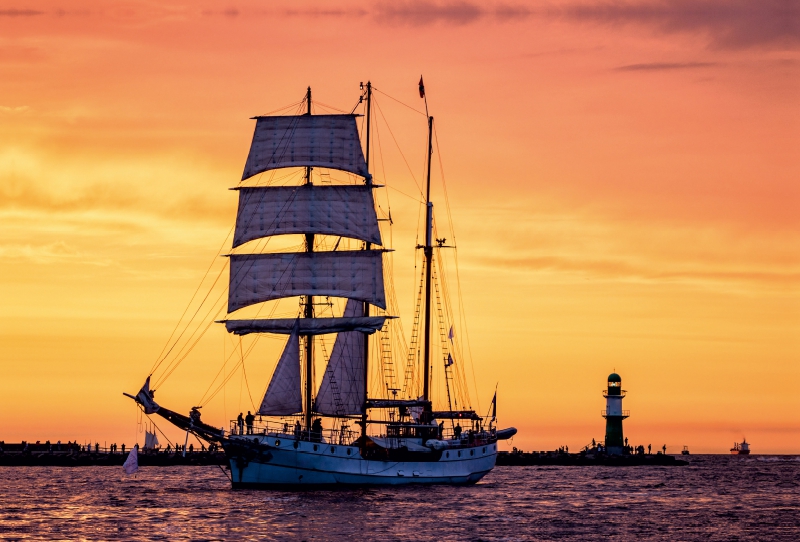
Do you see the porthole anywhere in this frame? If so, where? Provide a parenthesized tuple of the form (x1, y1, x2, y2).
(470, 449, 474, 456)
(275, 439, 281, 446)
(346, 448, 352, 455)
(458, 451, 462, 457)
(331, 447, 336, 454)
(313, 445, 319, 451)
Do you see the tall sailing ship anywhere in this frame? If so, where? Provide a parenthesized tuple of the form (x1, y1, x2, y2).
(126, 82, 515, 488)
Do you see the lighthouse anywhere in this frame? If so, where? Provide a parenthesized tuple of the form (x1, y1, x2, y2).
(602, 373, 629, 455)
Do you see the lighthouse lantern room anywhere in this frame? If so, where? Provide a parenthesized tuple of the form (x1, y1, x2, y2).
(602, 373, 629, 455)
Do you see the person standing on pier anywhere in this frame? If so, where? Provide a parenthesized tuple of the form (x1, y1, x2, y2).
(237, 412, 244, 435)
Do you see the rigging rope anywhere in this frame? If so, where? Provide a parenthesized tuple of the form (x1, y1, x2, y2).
(373, 87, 427, 117)
(149, 226, 233, 376)
(433, 124, 482, 413)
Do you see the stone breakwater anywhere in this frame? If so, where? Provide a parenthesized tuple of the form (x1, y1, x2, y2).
(496, 450, 688, 466)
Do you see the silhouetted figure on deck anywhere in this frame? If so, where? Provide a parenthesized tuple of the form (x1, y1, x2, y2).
(245, 411, 255, 435)
(237, 412, 244, 435)
(454, 423, 462, 439)
(438, 422, 444, 439)
(311, 418, 323, 443)
(294, 421, 302, 440)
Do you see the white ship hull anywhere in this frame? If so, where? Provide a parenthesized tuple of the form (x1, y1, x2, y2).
(225, 435, 497, 488)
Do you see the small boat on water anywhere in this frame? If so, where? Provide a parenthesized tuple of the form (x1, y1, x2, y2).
(730, 439, 750, 455)
(681, 446, 690, 455)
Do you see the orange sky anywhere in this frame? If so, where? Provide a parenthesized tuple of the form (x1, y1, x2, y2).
(1, 1, 798, 453)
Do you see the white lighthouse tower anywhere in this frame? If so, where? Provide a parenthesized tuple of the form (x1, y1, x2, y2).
(602, 373, 629, 455)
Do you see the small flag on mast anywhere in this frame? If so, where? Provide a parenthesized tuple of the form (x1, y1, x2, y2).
(491, 391, 497, 422)
(446, 353, 454, 367)
(419, 76, 425, 98)
(448, 325, 454, 342)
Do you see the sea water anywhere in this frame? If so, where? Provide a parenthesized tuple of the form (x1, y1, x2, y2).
(1, 455, 798, 540)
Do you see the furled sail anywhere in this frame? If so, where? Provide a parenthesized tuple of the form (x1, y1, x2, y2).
(233, 185, 382, 247)
(314, 299, 366, 416)
(242, 115, 369, 180)
(258, 321, 302, 416)
(224, 316, 388, 336)
(228, 250, 386, 313)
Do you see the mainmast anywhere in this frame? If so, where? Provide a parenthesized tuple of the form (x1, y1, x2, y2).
(361, 81, 372, 438)
(422, 115, 434, 412)
(304, 86, 314, 433)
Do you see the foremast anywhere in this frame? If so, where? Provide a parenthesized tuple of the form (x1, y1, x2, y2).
(303, 86, 314, 433)
(223, 85, 387, 429)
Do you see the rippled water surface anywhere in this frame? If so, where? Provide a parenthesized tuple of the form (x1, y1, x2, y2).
(1, 456, 798, 540)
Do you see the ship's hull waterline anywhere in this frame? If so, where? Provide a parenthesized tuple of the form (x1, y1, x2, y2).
(224, 435, 498, 488)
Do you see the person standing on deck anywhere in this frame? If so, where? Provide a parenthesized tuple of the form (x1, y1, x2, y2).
(237, 412, 244, 435)
(245, 411, 255, 435)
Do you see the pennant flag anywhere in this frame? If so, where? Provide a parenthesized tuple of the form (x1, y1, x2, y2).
(418, 76, 425, 98)
(123, 444, 139, 475)
(446, 353, 454, 367)
(448, 325, 454, 342)
(491, 391, 497, 422)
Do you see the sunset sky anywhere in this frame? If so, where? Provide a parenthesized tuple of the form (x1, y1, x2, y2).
(1, 1, 798, 453)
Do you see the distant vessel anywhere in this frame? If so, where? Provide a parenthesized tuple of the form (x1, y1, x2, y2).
(730, 439, 750, 455)
(126, 82, 516, 488)
(681, 446, 690, 455)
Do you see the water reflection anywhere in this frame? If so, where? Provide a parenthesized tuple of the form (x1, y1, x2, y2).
(0, 456, 798, 540)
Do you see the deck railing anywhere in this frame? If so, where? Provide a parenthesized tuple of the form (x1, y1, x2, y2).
(229, 419, 496, 448)
(229, 419, 360, 446)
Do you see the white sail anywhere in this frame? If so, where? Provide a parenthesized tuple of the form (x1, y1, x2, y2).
(259, 321, 303, 416)
(242, 115, 369, 180)
(228, 251, 386, 313)
(314, 299, 366, 416)
(224, 316, 389, 336)
(144, 430, 159, 449)
(233, 185, 382, 247)
(123, 446, 139, 475)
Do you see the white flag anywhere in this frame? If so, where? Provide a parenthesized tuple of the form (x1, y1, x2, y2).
(446, 353, 454, 367)
(448, 326, 454, 342)
(123, 445, 139, 475)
